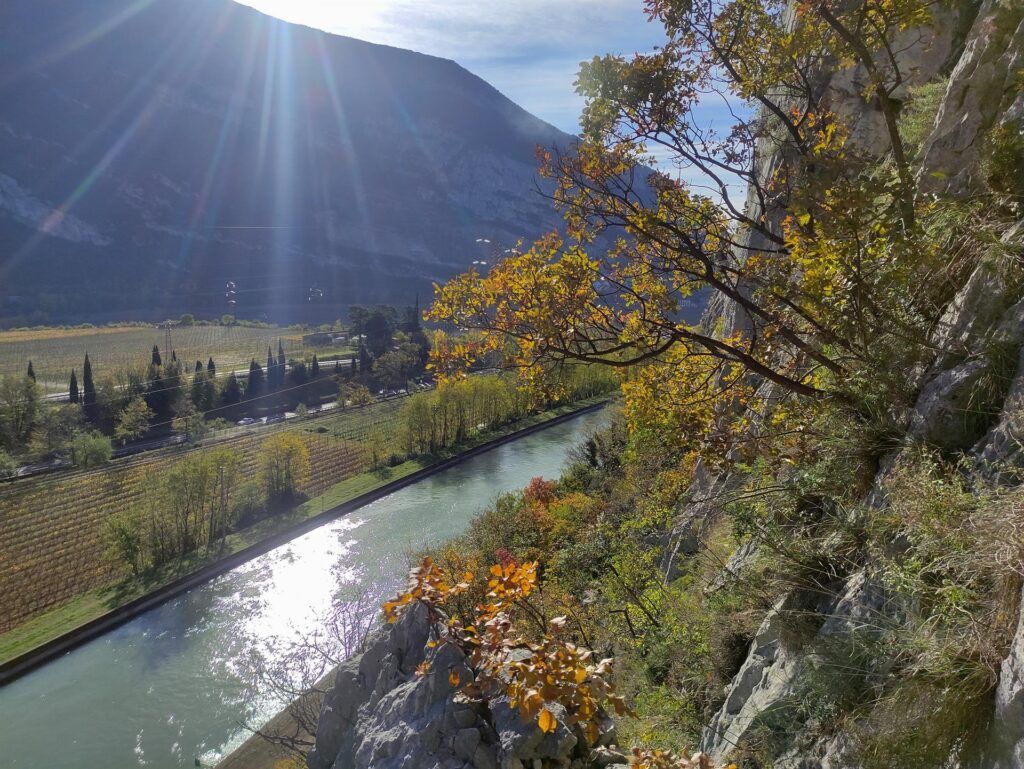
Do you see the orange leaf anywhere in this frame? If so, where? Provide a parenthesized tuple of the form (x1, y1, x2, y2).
(538, 707, 557, 734)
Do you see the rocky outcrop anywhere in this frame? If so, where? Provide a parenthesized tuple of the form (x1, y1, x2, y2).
(696, 2, 1024, 765)
(920, 0, 1024, 195)
(307, 603, 627, 769)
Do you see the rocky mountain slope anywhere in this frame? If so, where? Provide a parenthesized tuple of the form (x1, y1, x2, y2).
(306, 2, 1024, 768)
(0, 0, 573, 324)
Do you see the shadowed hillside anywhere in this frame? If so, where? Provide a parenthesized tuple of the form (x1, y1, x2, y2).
(0, 0, 574, 324)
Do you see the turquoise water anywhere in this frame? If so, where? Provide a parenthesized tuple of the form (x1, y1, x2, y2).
(0, 409, 606, 768)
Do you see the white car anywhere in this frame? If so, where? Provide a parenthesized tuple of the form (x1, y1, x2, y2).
(236, 417, 258, 426)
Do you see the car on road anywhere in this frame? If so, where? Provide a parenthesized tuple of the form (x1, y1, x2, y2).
(237, 417, 258, 426)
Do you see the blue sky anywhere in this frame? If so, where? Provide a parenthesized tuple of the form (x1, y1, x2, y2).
(233, 0, 667, 135)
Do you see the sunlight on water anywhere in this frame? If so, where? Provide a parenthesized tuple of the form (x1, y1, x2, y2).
(0, 409, 606, 769)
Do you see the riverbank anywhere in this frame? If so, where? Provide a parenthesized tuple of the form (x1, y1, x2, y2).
(0, 396, 611, 684)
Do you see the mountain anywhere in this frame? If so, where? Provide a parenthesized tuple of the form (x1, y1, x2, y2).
(0, 0, 575, 325)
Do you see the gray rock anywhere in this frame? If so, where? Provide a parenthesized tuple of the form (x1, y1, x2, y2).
(993, 583, 1024, 767)
(308, 601, 616, 769)
(907, 359, 988, 450)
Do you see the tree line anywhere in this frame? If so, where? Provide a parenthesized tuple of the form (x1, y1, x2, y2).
(0, 303, 434, 476)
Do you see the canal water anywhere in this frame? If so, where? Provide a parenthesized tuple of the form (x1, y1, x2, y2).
(0, 408, 607, 768)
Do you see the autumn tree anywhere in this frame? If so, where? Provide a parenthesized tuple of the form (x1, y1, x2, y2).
(261, 432, 310, 500)
(428, 0, 942, 416)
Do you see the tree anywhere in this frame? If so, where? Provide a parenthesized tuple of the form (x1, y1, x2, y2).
(247, 359, 265, 398)
(261, 432, 310, 501)
(221, 372, 242, 406)
(363, 311, 395, 359)
(373, 343, 421, 390)
(114, 397, 153, 444)
(310, 354, 320, 379)
(288, 362, 308, 388)
(0, 375, 41, 452)
(70, 431, 112, 468)
(151, 344, 162, 367)
(191, 369, 216, 412)
(30, 404, 84, 458)
(179, 313, 195, 326)
(82, 354, 97, 421)
(26, 361, 35, 382)
(173, 403, 210, 442)
(267, 347, 276, 390)
(338, 382, 373, 409)
(195, 360, 203, 373)
(207, 357, 216, 377)
(0, 449, 17, 480)
(427, 0, 936, 408)
(358, 344, 371, 373)
(145, 358, 183, 424)
(69, 369, 79, 404)
(105, 506, 147, 576)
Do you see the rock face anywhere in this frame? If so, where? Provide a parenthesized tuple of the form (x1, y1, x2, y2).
(0, 0, 575, 324)
(695, 1, 1024, 766)
(307, 603, 625, 769)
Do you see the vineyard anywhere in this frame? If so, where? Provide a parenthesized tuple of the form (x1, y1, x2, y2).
(0, 324, 322, 393)
(0, 396, 410, 633)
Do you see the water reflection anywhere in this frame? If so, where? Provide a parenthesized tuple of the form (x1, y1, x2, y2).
(0, 409, 606, 768)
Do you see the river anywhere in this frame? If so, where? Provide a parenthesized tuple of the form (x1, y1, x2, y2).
(0, 408, 607, 769)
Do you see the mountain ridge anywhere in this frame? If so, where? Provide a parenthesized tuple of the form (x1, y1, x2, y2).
(0, 0, 576, 325)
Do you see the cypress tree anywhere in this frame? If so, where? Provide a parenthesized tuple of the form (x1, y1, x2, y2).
(207, 357, 216, 377)
(82, 354, 97, 419)
(69, 370, 79, 404)
(277, 339, 286, 386)
(221, 372, 241, 405)
(26, 361, 35, 381)
(171, 349, 177, 363)
(311, 354, 320, 379)
(248, 358, 264, 397)
(358, 344, 371, 372)
(350, 356, 357, 375)
(267, 347, 276, 389)
(152, 344, 162, 366)
(195, 360, 203, 373)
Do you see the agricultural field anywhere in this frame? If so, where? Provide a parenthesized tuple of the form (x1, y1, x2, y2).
(0, 396, 409, 633)
(0, 324, 347, 394)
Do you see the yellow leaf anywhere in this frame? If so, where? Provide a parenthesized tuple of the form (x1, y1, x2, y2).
(538, 707, 557, 734)
(449, 670, 461, 687)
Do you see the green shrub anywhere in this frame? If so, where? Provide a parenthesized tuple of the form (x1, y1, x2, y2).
(981, 121, 1024, 200)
